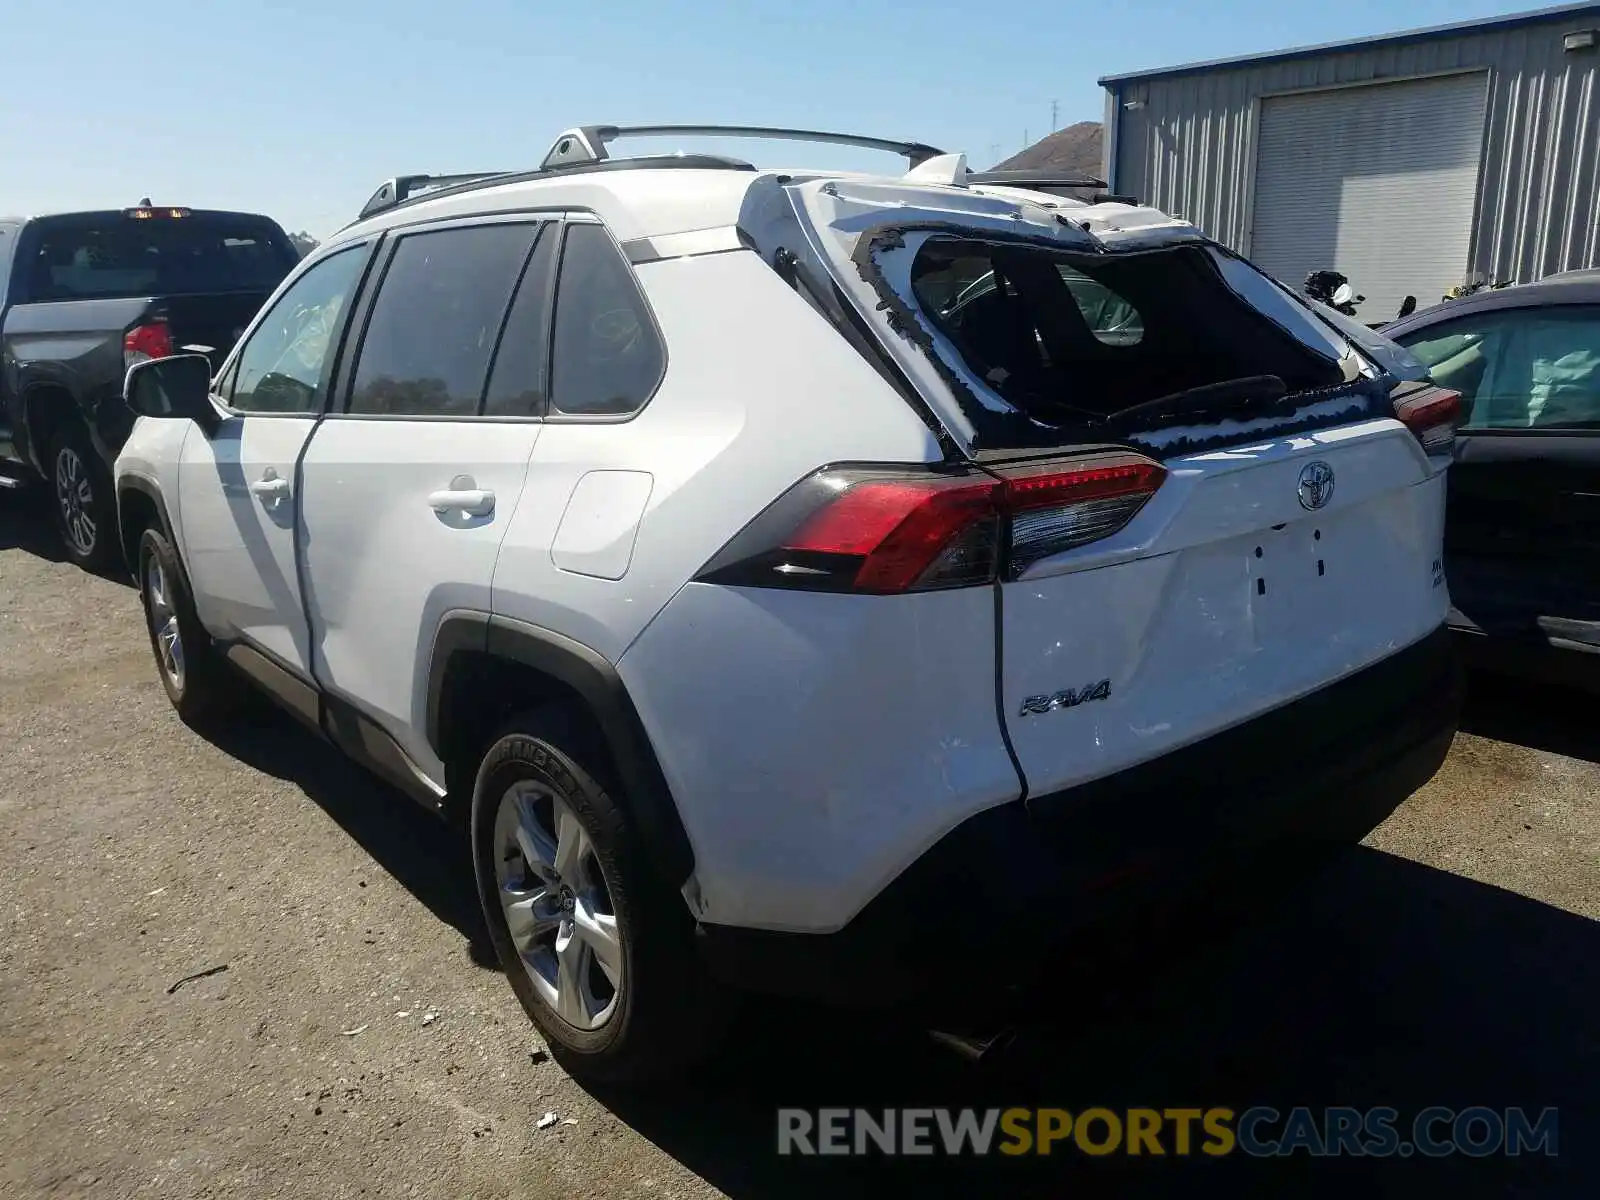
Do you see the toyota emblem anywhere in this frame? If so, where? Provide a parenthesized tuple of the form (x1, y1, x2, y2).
(1297, 460, 1335, 511)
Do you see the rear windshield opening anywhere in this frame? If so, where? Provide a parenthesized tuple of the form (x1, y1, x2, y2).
(25, 214, 299, 302)
(906, 237, 1353, 444)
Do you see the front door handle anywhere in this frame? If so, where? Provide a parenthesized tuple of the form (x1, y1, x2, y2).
(249, 472, 290, 505)
(428, 488, 495, 517)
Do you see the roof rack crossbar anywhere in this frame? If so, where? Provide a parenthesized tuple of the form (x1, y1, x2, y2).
(539, 124, 944, 171)
(358, 171, 514, 221)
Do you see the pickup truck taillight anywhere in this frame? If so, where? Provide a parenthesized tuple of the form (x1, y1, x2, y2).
(693, 453, 1166, 594)
(123, 319, 175, 373)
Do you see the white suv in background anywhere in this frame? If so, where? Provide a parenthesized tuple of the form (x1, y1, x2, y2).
(115, 124, 1463, 1082)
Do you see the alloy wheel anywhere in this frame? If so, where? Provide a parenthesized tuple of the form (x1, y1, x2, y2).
(54, 447, 96, 557)
(143, 555, 185, 692)
(493, 781, 624, 1030)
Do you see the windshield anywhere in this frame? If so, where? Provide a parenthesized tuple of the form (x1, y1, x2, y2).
(24, 213, 299, 302)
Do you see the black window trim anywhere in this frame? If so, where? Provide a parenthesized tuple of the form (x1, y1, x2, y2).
(1395, 301, 1600, 439)
(326, 211, 555, 424)
(483, 221, 561, 421)
(543, 214, 670, 425)
(212, 237, 381, 420)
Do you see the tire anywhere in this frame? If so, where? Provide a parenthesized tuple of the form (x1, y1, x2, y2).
(48, 422, 118, 573)
(136, 526, 245, 727)
(470, 709, 728, 1084)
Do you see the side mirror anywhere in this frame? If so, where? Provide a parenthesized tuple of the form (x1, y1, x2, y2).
(125, 353, 219, 436)
(1397, 295, 1418, 319)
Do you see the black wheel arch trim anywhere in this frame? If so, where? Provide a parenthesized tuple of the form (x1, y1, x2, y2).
(426, 612, 696, 887)
(18, 379, 92, 476)
(116, 474, 186, 584)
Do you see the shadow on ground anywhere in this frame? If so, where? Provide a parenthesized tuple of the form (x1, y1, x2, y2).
(0, 485, 135, 584)
(597, 848, 1598, 1198)
(0, 487, 69, 564)
(200, 704, 497, 969)
(190, 664, 1597, 1198)
(1459, 669, 1600, 766)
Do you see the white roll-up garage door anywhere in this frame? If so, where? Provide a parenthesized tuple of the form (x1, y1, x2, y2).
(1249, 72, 1488, 323)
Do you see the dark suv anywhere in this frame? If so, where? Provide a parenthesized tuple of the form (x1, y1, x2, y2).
(0, 205, 300, 569)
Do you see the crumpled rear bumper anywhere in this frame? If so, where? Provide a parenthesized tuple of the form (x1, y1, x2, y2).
(695, 625, 1461, 1004)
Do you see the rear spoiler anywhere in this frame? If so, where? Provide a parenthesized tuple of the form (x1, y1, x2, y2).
(966, 172, 1136, 206)
(966, 171, 1108, 189)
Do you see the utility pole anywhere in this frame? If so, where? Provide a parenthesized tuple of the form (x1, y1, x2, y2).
(1051, 99, 1059, 131)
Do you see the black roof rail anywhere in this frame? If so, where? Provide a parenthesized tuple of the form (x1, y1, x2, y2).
(539, 124, 944, 171)
(966, 170, 1110, 191)
(358, 171, 514, 221)
(347, 155, 758, 229)
(352, 125, 944, 226)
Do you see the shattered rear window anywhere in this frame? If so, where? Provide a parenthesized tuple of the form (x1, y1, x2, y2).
(902, 235, 1374, 451)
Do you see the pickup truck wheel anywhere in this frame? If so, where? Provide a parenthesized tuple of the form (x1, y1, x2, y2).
(49, 426, 117, 572)
(471, 711, 728, 1084)
(137, 527, 242, 726)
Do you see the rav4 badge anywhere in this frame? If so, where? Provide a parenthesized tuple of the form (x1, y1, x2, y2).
(1019, 679, 1112, 717)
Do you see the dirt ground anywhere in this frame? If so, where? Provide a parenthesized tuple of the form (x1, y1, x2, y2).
(2, 490, 1596, 1199)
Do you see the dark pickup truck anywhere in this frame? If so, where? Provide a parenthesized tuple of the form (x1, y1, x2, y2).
(0, 205, 300, 569)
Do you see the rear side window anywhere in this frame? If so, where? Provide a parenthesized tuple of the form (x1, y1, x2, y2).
(22, 213, 299, 301)
(907, 237, 1344, 435)
(1398, 307, 1600, 430)
(348, 223, 540, 417)
(549, 223, 665, 417)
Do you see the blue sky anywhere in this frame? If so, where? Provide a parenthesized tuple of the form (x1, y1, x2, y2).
(4, 0, 1550, 238)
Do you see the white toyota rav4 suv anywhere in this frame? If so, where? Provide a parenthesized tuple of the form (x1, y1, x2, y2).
(116, 124, 1462, 1082)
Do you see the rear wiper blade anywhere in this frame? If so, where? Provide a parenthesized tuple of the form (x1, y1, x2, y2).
(1106, 375, 1288, 422)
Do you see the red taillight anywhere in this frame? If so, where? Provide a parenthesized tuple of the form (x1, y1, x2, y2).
(1393, 384, 1463, 456)
(696, 453, 1166, 595)
(1000, 457, 1168, 575)
(123, 319, 174, 370)
(786, 478, 1001, 593)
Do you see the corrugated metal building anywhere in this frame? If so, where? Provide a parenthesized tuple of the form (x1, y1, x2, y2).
(1100, 2, 1600, 318)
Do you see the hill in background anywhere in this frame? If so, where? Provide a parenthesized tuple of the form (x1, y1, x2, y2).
(989, 122, 1106, 199)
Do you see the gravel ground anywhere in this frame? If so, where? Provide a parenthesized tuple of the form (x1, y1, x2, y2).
(2, 489, 1596, 1199)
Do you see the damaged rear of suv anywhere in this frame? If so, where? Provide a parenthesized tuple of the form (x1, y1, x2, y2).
(688, 164, 1463, 1001)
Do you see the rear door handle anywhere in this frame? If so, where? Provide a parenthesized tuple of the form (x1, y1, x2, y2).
(428, 488, 495, 517)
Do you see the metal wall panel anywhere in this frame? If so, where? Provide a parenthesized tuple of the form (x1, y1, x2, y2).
(1110, 12, 1600, 291)
(1251, 73, 1488, 318)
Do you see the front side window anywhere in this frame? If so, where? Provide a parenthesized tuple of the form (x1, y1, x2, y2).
(229, 246, 367, 414)
(549, 223, 665, 417)
(348, 223, 539, 417)
(1399, 306, 1600, 429)
(1058, 265, 1144, 346)
(930, 261, 1144, 346)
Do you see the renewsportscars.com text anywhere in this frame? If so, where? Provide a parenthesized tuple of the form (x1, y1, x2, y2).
(777, 1106, 1559, 1158)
